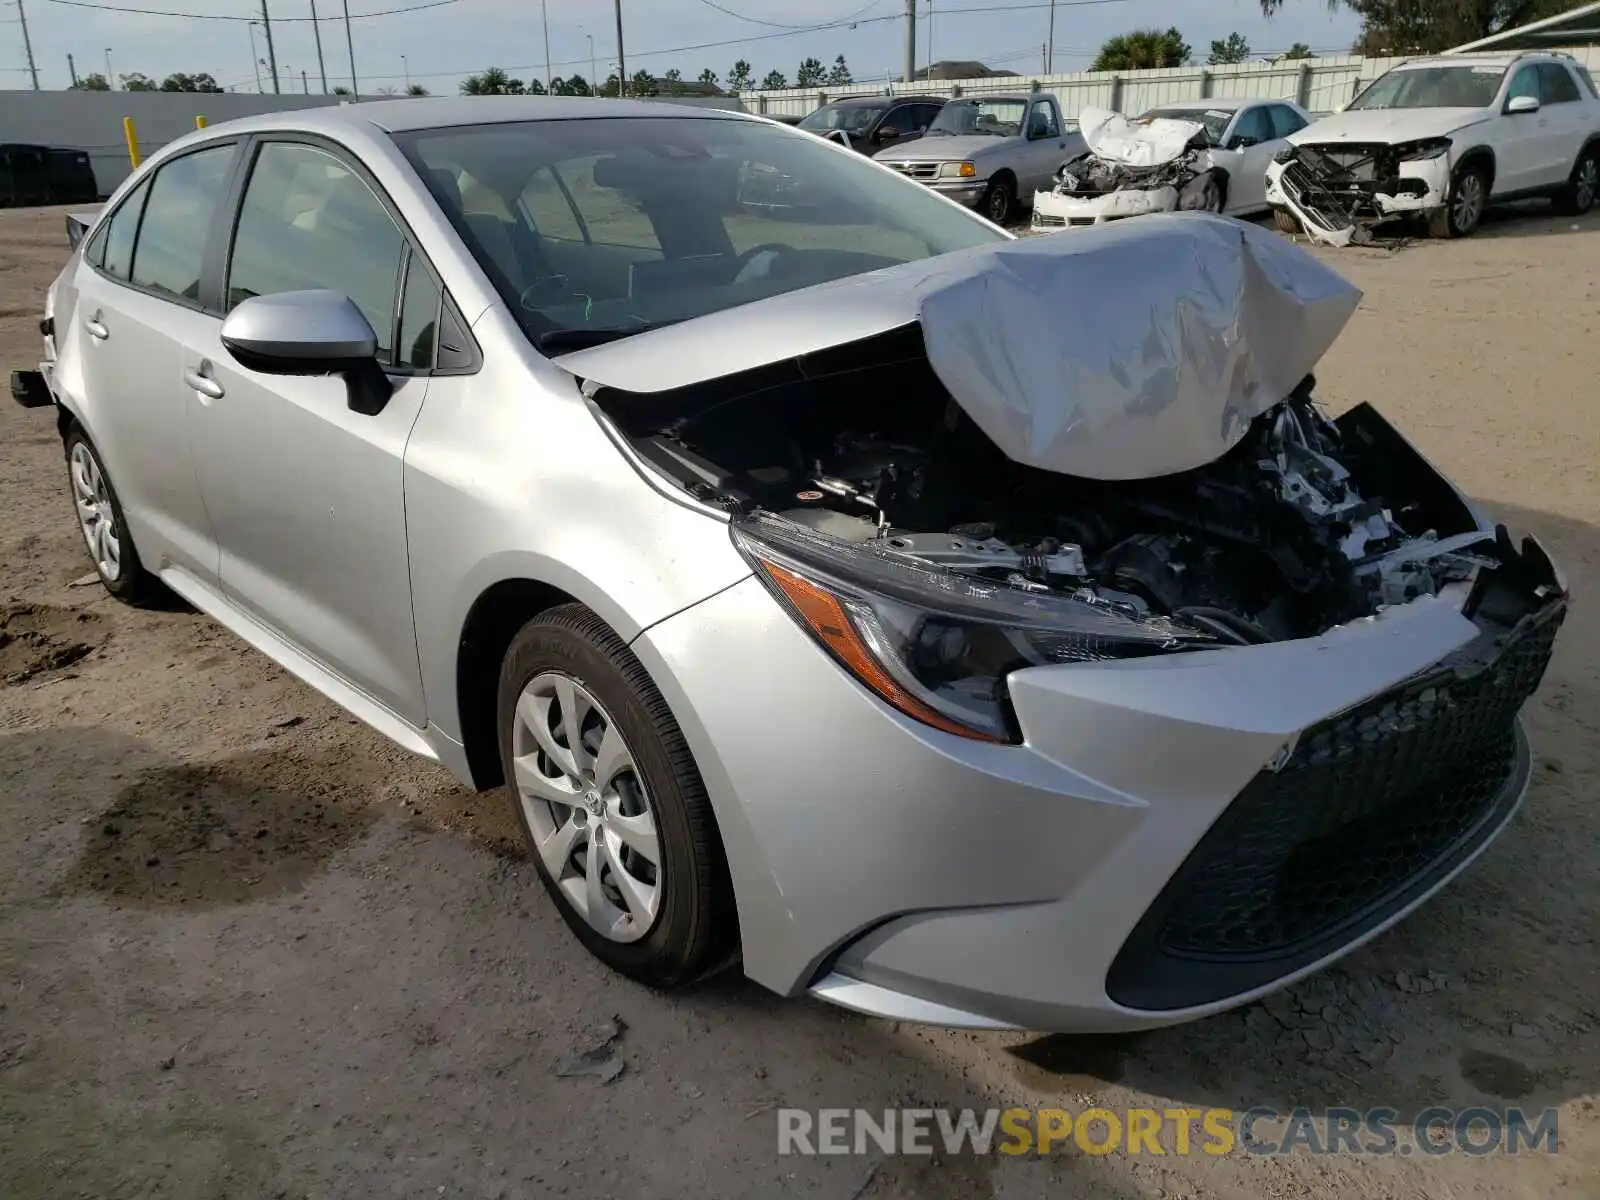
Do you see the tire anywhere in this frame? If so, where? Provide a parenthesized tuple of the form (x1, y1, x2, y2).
(63, 424, 161, 605)
(1556, 144, 1598, 216)
(496, 603, 737, 987)
(981, 176, 1016, 225)
(1428, 161, 1488, 239)
(1272, 206, 1301, 235)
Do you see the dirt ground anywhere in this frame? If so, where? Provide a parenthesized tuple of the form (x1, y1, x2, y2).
(1, 200, 1596, 1200)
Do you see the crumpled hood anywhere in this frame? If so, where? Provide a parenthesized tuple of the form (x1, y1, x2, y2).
(1290, 106, 1487, 146)
(872, 133, 1007, 163)
(558, 212, 1362, 481)
(1079, 105, 1205, 166)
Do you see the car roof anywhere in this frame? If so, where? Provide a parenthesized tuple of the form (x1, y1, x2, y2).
(189, 96, 759, 140)
(1390, 53, 1528, 69)
(822, 94, 945, 107)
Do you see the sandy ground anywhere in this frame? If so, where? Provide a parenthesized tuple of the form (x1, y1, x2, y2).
(1, 200, 1597, 1199)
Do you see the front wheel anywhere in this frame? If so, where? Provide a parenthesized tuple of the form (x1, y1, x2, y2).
(496, 603, 738, 987)
(981, 176, 1016, 225)
(1428, 163, 1488, 238)
(1272, 206, 1301, 235)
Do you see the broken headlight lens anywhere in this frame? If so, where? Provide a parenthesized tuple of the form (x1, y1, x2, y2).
(1394, 137, 1451, 162)
(733, 513, 1212, 743)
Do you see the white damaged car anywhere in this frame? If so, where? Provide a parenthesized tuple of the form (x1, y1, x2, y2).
(1033, 99, 1310, 231)
(1265, 51, 1600, 245)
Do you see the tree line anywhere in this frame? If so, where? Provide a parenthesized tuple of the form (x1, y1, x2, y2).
(458, 54, 854, 97)
(68, 71, 224, 92)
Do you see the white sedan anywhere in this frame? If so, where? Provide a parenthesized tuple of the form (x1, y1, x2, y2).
(1033, 98, 1313, 229)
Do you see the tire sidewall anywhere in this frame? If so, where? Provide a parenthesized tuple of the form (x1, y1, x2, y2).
(1450, 163, 1487, 237)
(495, 614, 712, 981)
(1571, 147, 1598, 214)
(64, 425, 147, 600)
(983, 177, 1015, 225)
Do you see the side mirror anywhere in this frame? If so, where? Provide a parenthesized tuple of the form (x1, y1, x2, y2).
(1229, 134, 1261, 150)
(221, 290, 393, 416)
(876, 126, 903, 142)
(1506, 94, 1540, 114)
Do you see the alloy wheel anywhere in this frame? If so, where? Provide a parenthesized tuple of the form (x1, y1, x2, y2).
(1576, 156, 1598, 211)
(986, 185, 1013, 225)
(70, 441, 122, 582)
(1452, 172, 1485, 234)
(510, 671, 662, 943)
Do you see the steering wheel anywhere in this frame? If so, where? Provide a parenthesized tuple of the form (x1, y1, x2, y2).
(518, 273, 574, 312)
(733, 242, 796, 285)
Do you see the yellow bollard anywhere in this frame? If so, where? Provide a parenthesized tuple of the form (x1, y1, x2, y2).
(195, 115, 207, 129)
(122, 116, 142, 169)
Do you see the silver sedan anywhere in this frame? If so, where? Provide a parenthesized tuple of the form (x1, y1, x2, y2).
(22, 98, 1566, 1032)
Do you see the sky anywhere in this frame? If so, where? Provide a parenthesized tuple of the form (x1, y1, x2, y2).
(3, 0, 1362, 95)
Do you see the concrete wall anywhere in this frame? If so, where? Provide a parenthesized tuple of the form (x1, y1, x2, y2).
(742, 45, 1600, 121)
(0, 91, 342, 197)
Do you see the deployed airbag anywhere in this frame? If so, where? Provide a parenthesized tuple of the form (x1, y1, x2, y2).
(1078, 105, 1206, 167)
(918, 212, 1361, 479)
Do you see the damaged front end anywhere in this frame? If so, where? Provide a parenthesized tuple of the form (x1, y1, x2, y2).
(1266, 140, 1451, 246)
(1034, 107, 1220, 231)
(569, 215, 1566, 746)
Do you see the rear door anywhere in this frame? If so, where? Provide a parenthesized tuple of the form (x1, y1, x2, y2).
(69, 141, 239, 584)
(1537, 63, 1589, 183)
(186, 136, 436, 726)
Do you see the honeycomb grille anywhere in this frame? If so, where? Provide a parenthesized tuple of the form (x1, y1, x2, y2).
(1107, 602, 1564, 1010)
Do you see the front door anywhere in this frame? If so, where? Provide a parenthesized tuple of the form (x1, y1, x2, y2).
(1023, 98, 1068, 194)
(187, 138, 430, 726)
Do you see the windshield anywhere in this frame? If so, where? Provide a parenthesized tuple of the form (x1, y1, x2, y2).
(927, 98, 1026, 137)
(396, 116, 1005, 347)
(1139, 107, 1231, 145)
(1349, 64, 1506, 110)
(798, 103, 884, 135)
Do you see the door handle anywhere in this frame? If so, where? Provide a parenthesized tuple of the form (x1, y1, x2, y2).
(183, 362, 225, 400)
(83, 312, 109, 340)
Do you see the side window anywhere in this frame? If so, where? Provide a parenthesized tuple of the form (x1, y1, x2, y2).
(1538, 63, 1581, 105)
(1578, 65, 1599, 99)
(395, 249, 442, 370)
(520, 166, 585, 241)
(917, 103, 943, 130)
(1028, 101, 1060, 139)
(95, 178, 149, 279)
(1506, 66, 1540, 105)
(1230, 106, 1274, 146)
(128, 144, 234, 304)
(1270, 105, 1307, 139)
(227, 141, 405, 363)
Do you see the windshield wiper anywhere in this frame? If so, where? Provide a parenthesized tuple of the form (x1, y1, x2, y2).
(535, 324, 662, 353)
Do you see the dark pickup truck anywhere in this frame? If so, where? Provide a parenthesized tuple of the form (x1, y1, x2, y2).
(795, 95, 948, 154)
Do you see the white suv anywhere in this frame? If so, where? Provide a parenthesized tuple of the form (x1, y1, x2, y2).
(1266, 51, 1600, 244)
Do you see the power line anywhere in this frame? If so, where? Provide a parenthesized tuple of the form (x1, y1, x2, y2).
(692, 0, 882, 30)
(46, 0, 456, 19)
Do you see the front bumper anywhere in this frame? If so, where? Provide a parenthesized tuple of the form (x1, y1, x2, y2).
(634, 551, 1564, 1032)
(1032, 186, 1178, 230)
(881, 165, 987, 207)
(1266, 150, 1450, 246)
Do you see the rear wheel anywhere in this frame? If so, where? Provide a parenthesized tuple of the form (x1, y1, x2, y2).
(1428, 162, 1488, 238)
(63, 426, 160, 605)
(1272, 206, 1301, 235)
(982, 176, 1016, 225)
(1556, 145, 1598, 216)
(496, 603, 737, 986)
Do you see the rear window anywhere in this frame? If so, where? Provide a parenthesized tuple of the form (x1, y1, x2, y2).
(1577, 64, 1599, 99)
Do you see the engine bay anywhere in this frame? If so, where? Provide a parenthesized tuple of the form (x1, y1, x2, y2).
(596, 329, 1541, 647)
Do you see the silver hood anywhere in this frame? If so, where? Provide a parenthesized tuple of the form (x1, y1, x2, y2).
(557, 211, 1362, 481)
(871, 133, 1008, 163)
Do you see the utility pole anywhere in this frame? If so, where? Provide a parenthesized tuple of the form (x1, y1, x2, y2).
(584, 32, 596, 92)
(16, 0, 39, 89)
(104, 47, 113, 89)
(613, 0, 625, 97)
(248, 23, 264, 92)
(67, 51, 79, 87)
(261, 0, 281, 93)
(309, 0, 329, 93)
(341, 0, 358, 98)
(540, 0, 552, 91)
(301, 68, 309, 93)
(1046, 0, 1056, 73)
(902, 0, 916, 85)
(925, 0, 932, 82)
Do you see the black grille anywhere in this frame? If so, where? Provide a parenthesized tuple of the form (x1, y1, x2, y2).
(1107, 603, 1564, 1011)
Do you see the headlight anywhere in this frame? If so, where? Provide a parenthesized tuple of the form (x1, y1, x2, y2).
(937, 160, 977, 179)
(1394, 137, 1451, 162)
(1273, 145, 1298, 165)
(733, 514, 1213, 743)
